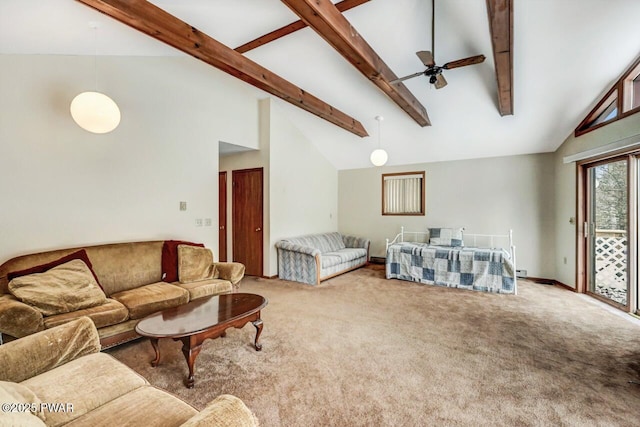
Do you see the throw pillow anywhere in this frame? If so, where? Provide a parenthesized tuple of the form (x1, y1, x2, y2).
(8, 259, 107, 316)
(7, 249, 104, 291)
(178, 245, 218, 283)
(161, 240, 204, 282)
(0, 380, 46, 424)
(429, 228, 464, 247)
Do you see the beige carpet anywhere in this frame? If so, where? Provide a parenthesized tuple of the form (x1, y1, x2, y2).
(108, 265, 640, 426)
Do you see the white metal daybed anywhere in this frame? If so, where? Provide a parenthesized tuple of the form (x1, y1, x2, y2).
(385, 227, 517, 295)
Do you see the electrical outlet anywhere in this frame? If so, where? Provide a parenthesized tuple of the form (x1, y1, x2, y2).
(195, 218, 203, 227)
(204, 218, 212, 227)
(179, 201, 187, 211)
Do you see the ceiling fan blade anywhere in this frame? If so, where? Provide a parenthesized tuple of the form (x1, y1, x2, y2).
(416, 51, 435, 68)
(434, 74, 447, 89)
(389, 71, 424, 84)
(442, 54, 486, 70)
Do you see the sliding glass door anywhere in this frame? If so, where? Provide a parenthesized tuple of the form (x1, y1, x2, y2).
(585, 158, 630, 309)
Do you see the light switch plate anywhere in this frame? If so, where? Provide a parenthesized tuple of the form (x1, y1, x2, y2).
(179, 201, 187, 211)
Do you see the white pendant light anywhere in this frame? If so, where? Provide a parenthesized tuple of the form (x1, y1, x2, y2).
(71, 22, 120, 134)
(370, 115, 388, 166)
(70, 91, 120, 134)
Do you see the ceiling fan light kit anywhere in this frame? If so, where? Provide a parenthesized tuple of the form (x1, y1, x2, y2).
(390, 0, 485, 89)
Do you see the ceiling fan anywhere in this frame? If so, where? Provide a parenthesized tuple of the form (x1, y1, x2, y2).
(391, 0, 485, 89)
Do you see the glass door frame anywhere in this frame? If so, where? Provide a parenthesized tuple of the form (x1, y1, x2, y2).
(577, 153, 638, 314)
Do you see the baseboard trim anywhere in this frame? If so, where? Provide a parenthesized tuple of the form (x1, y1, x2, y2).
(261, 275, 278, 279)
(524, 277, 576, 292)
(526, 276, 555, 285)
(369, 256, 386, 265)
(553, 280, 576, 292)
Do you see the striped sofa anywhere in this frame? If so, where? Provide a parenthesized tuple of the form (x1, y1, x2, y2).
(275, 232, 370, 285)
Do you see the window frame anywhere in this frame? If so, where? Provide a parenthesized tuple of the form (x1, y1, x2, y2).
(381, 171, 426, 216)
(575, 54, 640, 137)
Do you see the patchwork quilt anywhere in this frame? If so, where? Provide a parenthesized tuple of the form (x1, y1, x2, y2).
(386, 242, 515, 294)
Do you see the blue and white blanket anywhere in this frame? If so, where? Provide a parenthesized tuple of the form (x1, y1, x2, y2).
(386, 242, 515, 294)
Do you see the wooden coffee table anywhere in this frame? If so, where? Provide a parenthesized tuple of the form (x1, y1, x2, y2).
(135, 293, 267, 388)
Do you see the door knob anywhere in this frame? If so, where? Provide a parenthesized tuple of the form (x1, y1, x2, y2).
(255, 227, 261, 232)
(220, 225, 225, 230)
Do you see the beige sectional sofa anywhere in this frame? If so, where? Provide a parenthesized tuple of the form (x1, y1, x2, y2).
(0, 317, 258, 426)
(0, 241, 244, 348)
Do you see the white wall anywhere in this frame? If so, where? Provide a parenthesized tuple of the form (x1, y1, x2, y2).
(553, 113, 640, 288)
(269, 102, 338, 276)
(339, 153, 556, 279)
(0, 54, 259, 262)
(220, 99, 338, 277)
(219, 99, 271, 272)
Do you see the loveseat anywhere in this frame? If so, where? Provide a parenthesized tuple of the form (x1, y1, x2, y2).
(275, 232, 370, 285)
(0, 240, 244, 348)
(0, 317, 258, 426)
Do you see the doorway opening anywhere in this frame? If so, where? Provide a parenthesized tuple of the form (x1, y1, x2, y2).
(232, 168, 263, 276)
(579, 154, 638, 314)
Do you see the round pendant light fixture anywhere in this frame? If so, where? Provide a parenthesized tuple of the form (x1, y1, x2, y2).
(71, 22, 121, 134)
(70, 91, 121, 134)
(370, 115, 388, 166)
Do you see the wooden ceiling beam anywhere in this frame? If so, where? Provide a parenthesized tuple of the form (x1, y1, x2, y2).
(280, 0, 431, 127)
(76, 0, 368, 137)
(486, 0, 514, 116)
(235, 0, 370, 54)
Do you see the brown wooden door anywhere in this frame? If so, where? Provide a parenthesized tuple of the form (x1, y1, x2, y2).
(218, 171, 227, 262)
(232, 168, 263, 276)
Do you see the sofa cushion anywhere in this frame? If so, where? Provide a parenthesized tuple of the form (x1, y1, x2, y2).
(62, 386, 197, 427)
(7, 249, 104, 291)
(111, 282, 189, 320)
(0, 380, 46, 424)
(162, 240, 204, 283)
(178, 245, 217, 283)
(177, 278, 232, 300)
(8, 259, 107, 316)
(321, 248, 367, 268)
(43, 298, 129, 330)
(286, 232, 346, 253)
(22, 353, 147, 427)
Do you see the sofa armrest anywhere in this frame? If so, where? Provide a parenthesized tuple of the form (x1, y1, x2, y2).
(214, 262, 245, 286)
(342, 235, 370, 250)
(0, 294, 44, 338)
(0, 316, 100, 383)
(276, 244, 321, 286)
(180, 395, 258, 427)
(274, 241, 321, 257)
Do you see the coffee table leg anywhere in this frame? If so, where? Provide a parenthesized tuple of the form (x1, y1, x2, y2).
(149, 338, 160, 367)
(180, 338, 202, 389)
(252, 317, 263, 351)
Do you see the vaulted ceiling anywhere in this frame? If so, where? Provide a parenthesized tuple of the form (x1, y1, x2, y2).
(1, 0, 640, 169)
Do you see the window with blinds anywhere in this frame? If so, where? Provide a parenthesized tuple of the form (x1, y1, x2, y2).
(382, 171, 425, 215)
